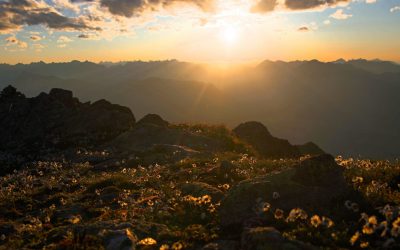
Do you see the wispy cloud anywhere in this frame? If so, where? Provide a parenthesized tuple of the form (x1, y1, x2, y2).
(390, 6, 400, 13)
(5, 36, 28, 50)
(57, 35, 73, 43)
(330, 9, 352, 20)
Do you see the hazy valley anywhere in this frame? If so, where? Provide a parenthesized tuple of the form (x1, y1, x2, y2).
(1, 59, 399, 159)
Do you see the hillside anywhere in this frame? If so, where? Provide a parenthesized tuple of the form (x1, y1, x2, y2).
(1, 59, 400, 158)
(1, 88, 400, 249)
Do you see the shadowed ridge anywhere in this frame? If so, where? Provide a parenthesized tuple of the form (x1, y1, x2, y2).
(137, 113, 169, 127)
(233, 121, 300, 158)
(233, 121, 324, 158)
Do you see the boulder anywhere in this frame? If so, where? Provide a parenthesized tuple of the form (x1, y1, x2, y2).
(291, 154, 344, 187)
(219, 154, 353, 231)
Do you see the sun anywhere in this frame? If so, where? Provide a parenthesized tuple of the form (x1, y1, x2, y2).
(220, 26, 239, 45)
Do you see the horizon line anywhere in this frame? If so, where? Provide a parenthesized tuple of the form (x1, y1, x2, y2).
(1, 58, 399, 66)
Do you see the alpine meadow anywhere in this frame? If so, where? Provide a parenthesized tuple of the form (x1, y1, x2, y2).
(1, 0, 400, 249)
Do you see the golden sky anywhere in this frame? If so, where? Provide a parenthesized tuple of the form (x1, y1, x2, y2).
(1, 0, 399, 64)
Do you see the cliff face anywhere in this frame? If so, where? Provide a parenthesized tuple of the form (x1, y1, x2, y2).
(0, 85, 135, 152)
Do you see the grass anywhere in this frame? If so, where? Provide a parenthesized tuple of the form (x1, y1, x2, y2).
(0, 153, 399, 249)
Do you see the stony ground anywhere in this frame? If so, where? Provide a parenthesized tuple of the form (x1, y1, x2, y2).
(1, 151, 400, 250)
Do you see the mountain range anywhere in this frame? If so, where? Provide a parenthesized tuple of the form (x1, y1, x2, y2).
(1, 59, 399, 159)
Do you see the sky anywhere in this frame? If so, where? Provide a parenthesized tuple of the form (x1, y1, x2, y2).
(0, 0, 399, 64)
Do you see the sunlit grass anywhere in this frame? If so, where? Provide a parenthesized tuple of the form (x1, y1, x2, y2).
(0, 153, 400, 248)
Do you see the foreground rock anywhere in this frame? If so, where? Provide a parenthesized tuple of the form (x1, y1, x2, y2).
(219, 154, 360, 232)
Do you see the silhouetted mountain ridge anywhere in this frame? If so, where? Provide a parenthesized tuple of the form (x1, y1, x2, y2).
(0, 86, 322, 175)
(0, 59, 399, 158)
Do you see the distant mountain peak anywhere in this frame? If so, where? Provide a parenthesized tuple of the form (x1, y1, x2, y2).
(332, 58, 347, 64)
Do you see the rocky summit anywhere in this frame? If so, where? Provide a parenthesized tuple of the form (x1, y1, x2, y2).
(0, 85, 135, 150)
(0, 87, 399, 249)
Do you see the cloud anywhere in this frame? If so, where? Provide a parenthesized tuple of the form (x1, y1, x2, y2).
(71, 0, 215, 18)
(365, 0, 376, 3)
(78, 33, 90, 39)
(77, 33, 98, 39)
(298, 26, 310, 32)
(297, 21, 318, 32)
(390, 6, 400, 13)
(0, 0, 100, 34)
(251, 0, 278, 13)
(250, 0, 352, 14)
(5, 36, 28, 49)
(330, 9, 352, 19)
(57, 35, 73, 43)
(284, 0, 351, 11)
(33, 43, 45, 52)
(30, 35, 42, 41)
(52, 0, 81, 13)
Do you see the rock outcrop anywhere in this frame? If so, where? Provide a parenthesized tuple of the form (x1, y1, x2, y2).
(111, 117, 245, 154)
(0, 86, 135, 174)
(137, 113, 169, 127)
(296, 142, 325, 156)
(0, 85, 135, 152)
(233, 121, 324, 158)
(233, 121, 300, 158)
